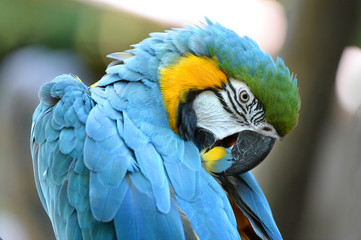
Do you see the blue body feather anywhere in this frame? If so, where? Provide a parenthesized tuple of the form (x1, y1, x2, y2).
(236, 173, 282, 239)
(31, 20, 284, 240)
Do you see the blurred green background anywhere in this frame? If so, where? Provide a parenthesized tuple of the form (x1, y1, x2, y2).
(0, 0, 361, 239)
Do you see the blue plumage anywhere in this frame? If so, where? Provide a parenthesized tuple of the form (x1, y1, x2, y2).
(31, 20, 285, 240)
(237, 173, 282, 239)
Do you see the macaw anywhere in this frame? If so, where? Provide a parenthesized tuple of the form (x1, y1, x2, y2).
(31, 19, 300, 240)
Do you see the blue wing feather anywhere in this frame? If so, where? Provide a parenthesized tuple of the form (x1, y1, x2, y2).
(104, 64, 143, 83)
(59, 128, 76, 155)
(68, 171, 88, 212)
(85, 106, 118, 141)
(32, 74, 191, 239)
(122, 112, 171, 214)
(114, 181, 149, 240)
(66, 212, 82, 240)
(176, 168, 240, 240)
(237, 172, 282, 239)
(114, 175, 185, 240)
(51, 147, 72, 183)
(32, 75, 244, 239)
(181, 141, 201, 171)
(222, 172, 282, 239)
(102, 84, 127, 113)
(31, 75, 116, 239)
(134, 142, 171, 213)
(163, 160, 199, 201)
(89, 172, 129, 222)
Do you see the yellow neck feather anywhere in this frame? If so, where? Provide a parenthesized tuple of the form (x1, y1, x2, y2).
(159, 54, 227, 133)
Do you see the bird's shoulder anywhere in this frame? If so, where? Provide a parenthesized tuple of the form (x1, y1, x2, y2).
(31, 74, 198, 239)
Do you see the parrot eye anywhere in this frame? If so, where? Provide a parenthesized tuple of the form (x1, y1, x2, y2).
(239, 90, 250, 103)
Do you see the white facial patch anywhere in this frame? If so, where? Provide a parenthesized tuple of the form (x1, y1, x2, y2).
(193, 90, 245, 140)
(192, 78, 279, 141)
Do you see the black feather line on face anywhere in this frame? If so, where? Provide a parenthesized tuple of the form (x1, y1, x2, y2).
(176, 88, 220, 149)
(176, 90, 202, 141)
(228, 80, 248, 114)
(207, 88, 234, 115)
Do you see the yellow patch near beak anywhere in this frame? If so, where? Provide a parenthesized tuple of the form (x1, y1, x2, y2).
(201, 146, 228, 173)
(159, 54, 227, 133)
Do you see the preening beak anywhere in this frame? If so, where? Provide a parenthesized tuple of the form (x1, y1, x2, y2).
(222, 130, 276, 175)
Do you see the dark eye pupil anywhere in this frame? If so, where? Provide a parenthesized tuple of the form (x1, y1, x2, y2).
(240, 91, 249, 102)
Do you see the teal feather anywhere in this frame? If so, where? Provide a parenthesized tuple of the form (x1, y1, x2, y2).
(52, 101, 66, 128)
(73, 98, 91, 124)
(51, 148, 72, 182)
(64, 105, 80, 126)
(100, 99, 123, 120)
(88, 86, 106, 102)
(105, 64, 125, 75)
(97, 72, 118, 86)
(59, 128, 75, 154)
(38, 141, 50, 181)
(34, 111, 50, 143)
(44, 115, 59, 142)
(104, 84, 127, 113)
(96, 154, 128, 188)
(57, 182, 74, 227)
(68, 172, 88, 212)
(66, 212, 83, 240)
(73, 155, 88, 175)
(85, 106, 117, 141)
(122, 112, 150, 149)
(105, 64, 143, 83)
(39, 81, 58, 106)
(83, 137, 114, 171)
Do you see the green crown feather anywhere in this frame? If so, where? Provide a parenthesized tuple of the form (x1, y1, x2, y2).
(204, 22, 301, 136)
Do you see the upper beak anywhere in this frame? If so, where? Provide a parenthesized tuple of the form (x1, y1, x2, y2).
(222, 130, 276, 175)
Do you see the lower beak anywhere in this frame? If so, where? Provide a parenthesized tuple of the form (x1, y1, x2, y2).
(222, 130, 276, 175)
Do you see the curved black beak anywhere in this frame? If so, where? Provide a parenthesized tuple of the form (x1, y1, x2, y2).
(222, 130, 276, 175)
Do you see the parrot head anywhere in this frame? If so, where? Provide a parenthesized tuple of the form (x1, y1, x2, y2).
(156, 20, 300, 175)
(108, 20, 300, 175)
